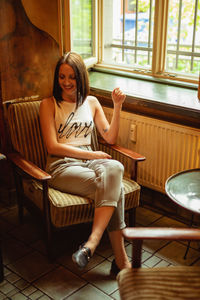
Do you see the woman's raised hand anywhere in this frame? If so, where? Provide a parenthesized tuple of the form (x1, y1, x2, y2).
(111, 87, 126, 106)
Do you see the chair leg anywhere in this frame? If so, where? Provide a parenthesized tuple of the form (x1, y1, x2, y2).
(184, 213, 194, 259)
(44, 216, 55, 262)
(132, 239, 143, 268)
(13, 169, 24, 224)
(0, 240, 4, 282)
(42, 181, 55, 262)
(128, 207, 136, 227)
(46, 229, 55, 262)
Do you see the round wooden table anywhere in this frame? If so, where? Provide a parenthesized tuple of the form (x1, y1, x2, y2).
(165, 168, 200, 258)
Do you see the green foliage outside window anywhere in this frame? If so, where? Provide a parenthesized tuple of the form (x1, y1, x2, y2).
(71, 0, 93, 58)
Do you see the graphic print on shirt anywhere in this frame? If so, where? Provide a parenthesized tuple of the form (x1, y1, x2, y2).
(58, 112, 93, 140)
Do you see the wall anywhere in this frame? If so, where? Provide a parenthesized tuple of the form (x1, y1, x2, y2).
(0, 0, 60, 190)
(22, 0, 59, 43)
(0, 0, 60, 102)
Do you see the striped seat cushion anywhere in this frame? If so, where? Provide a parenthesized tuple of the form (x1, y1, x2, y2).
(23, 177, 140, 227)
(117, 266, 200, 300)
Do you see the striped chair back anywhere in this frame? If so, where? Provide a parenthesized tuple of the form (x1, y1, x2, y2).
(7, 100, 47, 169)
(7, 100, 99, 170)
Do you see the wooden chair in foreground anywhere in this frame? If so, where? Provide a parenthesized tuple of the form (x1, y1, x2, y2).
(117, 227, 200, 300)
(5, 99, 145, 259)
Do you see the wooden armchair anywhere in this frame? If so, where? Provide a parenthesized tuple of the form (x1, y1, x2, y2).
(117, 227, 200, 300)
(5, 99, 145, 259)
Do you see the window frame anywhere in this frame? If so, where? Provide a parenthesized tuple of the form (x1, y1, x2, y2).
(58, 0, 98, 68)
(59, 0, 199, 85)
(96, 0, 199, 85)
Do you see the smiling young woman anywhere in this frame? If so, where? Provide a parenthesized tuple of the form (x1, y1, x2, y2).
(39, 51, 131, 274)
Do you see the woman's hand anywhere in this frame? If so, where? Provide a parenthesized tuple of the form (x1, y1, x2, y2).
(92, 151, 111, 159)
(111, 87, 126, 106)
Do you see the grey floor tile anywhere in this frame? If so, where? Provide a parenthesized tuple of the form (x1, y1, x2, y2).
(82, 260, 118, 295)
(8, 291, 28, 300)
(125, 243, 153, 263)
(1, 207, 25, 227)
(2, 237, 33, 265)
(0, 291, 7, 300)
(136, 207, 162, 226)
(150, 215, 187, 227)
(143, 255, 161, 267)
(0, 218, 14, 237)
(68, 283, 113, 300)
(180, 239, 200, 251)
(14, 278, 29, 290)
(110, 288, 121, 300)
(142, 239, 170, 254)
(5, 272, 21, 284)
(154, 259, 171, 267)
(8, 251, 56, 283)
(28, 289, 44, 299)
(21, 285, 38, 297)
(3, 267, 11, 277)
(9, 221, 41, 245)
(0, 281, 15, 295)
(1, 192, 200, 300)
(34, 266, 86, 300)
(8, 288, 21, 298)
(156, 241, 200, 266)
(30, 239, 47, 256)
(141, 250, 153, 263)
(38, 295, 52, 300)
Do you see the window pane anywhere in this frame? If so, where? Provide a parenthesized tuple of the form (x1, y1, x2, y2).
(128, 0, 136, 11)
(103, 0, 155, 70)
(71, 0, 93, 58)
(166, 0, 200, 76)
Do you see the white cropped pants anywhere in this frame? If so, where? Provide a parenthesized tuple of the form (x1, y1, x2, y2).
(46, 148, 126, 232)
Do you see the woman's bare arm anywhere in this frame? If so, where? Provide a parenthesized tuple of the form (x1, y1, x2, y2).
(90, 88, 126, 144)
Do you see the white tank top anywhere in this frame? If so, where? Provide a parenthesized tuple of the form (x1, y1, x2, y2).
(54, 96, 94, 146)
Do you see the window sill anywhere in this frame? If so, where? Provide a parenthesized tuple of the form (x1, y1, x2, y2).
(89, 69, 200, 128)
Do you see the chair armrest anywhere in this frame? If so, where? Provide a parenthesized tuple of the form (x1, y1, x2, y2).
(98, 138, 146, 162)
(123, 227, 200, 241)
(123, 227, 200, 268)
(7, 152, 51, 181)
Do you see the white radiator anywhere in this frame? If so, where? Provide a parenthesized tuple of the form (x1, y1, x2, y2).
(103, 107, 200, 193)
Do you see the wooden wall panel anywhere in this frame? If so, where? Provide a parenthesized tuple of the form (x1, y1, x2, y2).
(22, 0, 59, 43)
(0, 0, 60, 102)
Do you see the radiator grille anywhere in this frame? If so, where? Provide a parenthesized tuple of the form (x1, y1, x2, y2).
(103, 107, 200, 193)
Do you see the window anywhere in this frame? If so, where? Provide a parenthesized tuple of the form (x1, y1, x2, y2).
(128, 0, 136, 11)
(71, 0, 94, 59)
(100, 0, 200, 83)
(58, 0, 97, 66)
(102, 0, 154, 71)
(67, 0, 199, 83)
(166, 0, 200, 77)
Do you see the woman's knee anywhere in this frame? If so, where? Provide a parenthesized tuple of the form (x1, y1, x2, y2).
(106, 160, 124, 183)
(106, 160, 124, 176)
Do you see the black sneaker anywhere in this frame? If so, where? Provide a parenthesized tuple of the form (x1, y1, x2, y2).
(110, 259, 121, 276)
(72, 244, 92, 269)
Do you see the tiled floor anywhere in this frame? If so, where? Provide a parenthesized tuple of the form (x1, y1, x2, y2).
(0, 190, 200, 300)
